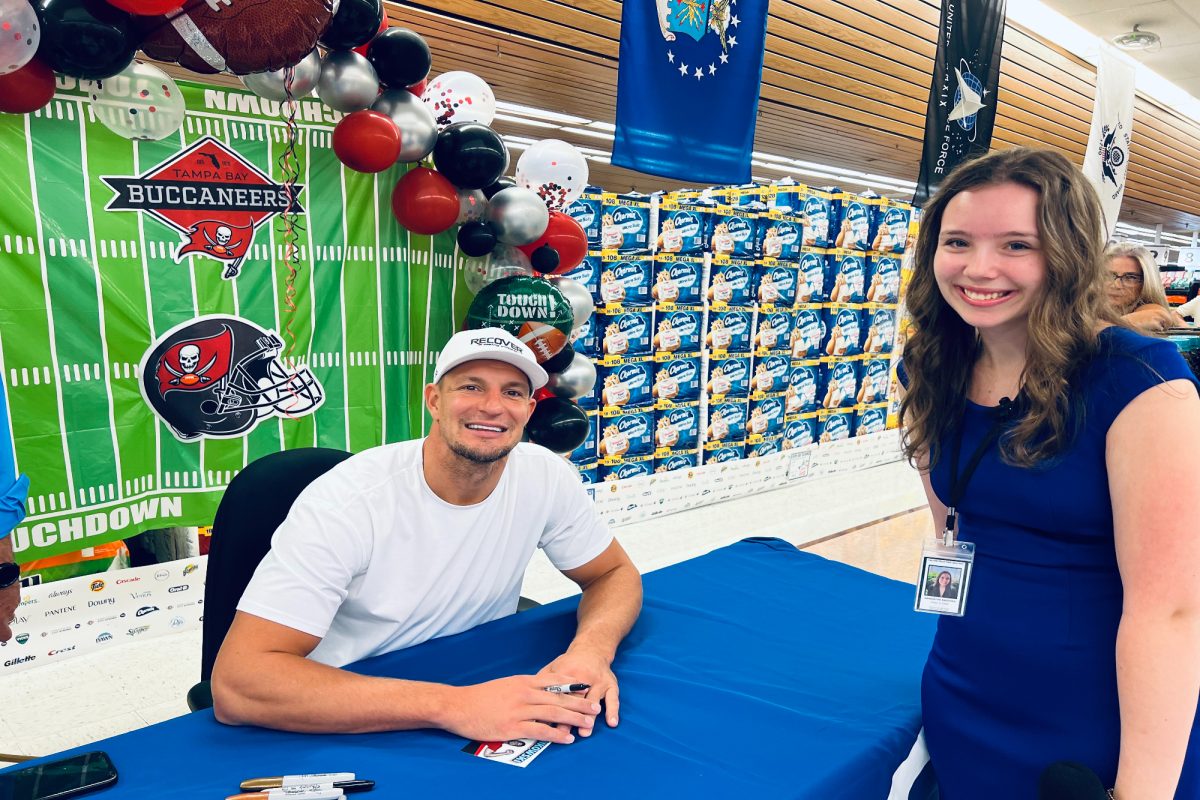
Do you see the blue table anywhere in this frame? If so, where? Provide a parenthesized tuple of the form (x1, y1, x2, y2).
(7, 538, 936, 798)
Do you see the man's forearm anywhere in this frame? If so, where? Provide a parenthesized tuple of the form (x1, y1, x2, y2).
(0, 534, 13, 563)
(568, 565, 642, 662)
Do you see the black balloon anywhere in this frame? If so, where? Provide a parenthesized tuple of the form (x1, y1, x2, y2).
(481, 176, 516, 200)
(319, 0, 384, 49)
(540, 340, 575, 374)
(35, 0, 139, 80)
(526, 397, 588, 454)
(433, 122, 508, 190)
(530, 245, 560, 275)
(457, 221, 497, 258)
(366, 27, 431, 89)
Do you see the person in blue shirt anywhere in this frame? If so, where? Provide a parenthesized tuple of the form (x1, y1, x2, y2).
(0, 379, 30, 642)
(899, 147, 1200, 799)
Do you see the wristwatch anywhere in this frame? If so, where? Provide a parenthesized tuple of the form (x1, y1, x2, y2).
(0, 562, 19, 590)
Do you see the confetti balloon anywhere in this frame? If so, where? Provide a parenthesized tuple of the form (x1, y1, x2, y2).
(241, 50, 322, 102)
(84, 61, 185, 141)
(516, 139, 589, 211)
(422, 70, 495, 128)
(456, 188, 487, 224)
(0, 0, 40, 76)
(461, 245, 532, 295)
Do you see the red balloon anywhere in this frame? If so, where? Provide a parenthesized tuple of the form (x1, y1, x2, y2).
(533, 387, 555, 402)
(406, 75, 428, 97)
(0, 57, 56, 115)
(353, 18, 390, 58)
(333, 110, 402, 173)
(517, 212, 588, 274)
(391, 167, 459, 235)
(105, 0, 184, 13)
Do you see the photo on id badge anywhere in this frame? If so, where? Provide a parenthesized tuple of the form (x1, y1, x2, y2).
(915, 556, 970, 616)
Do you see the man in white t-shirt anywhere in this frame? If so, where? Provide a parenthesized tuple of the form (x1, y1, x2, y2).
(211, 328, 642, 745)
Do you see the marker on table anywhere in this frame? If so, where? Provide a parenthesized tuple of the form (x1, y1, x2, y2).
(239, 775, 373, 792)
(543, 683, 590, 694)
(226, 788, 344, 800)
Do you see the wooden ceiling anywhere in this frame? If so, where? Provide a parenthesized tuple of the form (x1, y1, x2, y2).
(394, 0, 1200, 233)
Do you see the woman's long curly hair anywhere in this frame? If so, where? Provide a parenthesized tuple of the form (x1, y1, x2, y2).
(901, 147, 1119, 469)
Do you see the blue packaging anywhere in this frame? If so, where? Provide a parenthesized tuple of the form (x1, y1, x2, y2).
(755, 263, 798, 309)
(866, 255, 901, 304)
(802, 189, 835, 248)
(782, 415, 818, 449)
(577, 462, 598, 484)
(790, 306, 825, 359)
(599, 308, 653, 358)
(874, 199, 912, 254)
(858, 357, 891, 405)
(836, 195, 876, 251)
(705, 308, 753, 354)
(705, 354, 751, 399)
(599, 256, 653, 308)
(654, 405, 701, 451)
(819, 408, 854, 443)
(765, 179, 802, 212)
(653, 353, 702, 404)
(751, 353, 791, 397)
(562, 252, 602, 303)
(797, 249, 830, 303)
(568, 411, 599, 464)
(761, 212, 804, 261)
(655, 450, 698, 472)
(653, 307, 703, 355)
(821, 358, 860, 409)
(823, 305, 863, 357)
(598, 409, 654, 459)
(565, 186, 603, 245)
(706, 399, 748, 443)
(599, 456, 655, 482)
(830, 250, 867, 303)
(855, 405, 888, 437)
(863, 307, 897, 356)
(601, 192, 651, 253)
(598, 357, 655, 412)
(748, 395, 787, 439)
(571, 313, 601, 358)
(748, 435, 783, 457)
(655, 200, 710, 255)
(711, 206, 759, 259)
(786, 360, 821, 415)
(827, 190, 845, 244)
(706, 443, 745, 464)
(652, 256, 704, 307)
(706, 259, 755, 307)
(755, 310, 794, 354)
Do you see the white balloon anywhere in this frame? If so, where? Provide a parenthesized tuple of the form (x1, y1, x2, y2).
(516, 139, 589, 211)
(456, 189, 488, 224)
(0, 0, 39, 76)
(422, 71, 496, 128)
(83, 62, 186, 142)
(462, 246, 532, 294)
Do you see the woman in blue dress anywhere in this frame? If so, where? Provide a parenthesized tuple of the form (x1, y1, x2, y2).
(899, 147, 1200, 799)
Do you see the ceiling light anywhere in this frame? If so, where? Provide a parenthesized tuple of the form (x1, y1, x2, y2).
(560, 126, 616, 141)
(1112, 24, 1162, 52)
(494, 101, 589, 125)
(493, 113, 561, 129)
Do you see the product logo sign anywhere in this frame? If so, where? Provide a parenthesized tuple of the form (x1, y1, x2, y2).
(615, 415, 650, 438)
(566, 199, 597, 227)
(101, 136, 304, 280)
(136, 606, 160, 617)
(662, 357, 700, 384)
(804, 197, 827, 221)
(617, 314, 649, 337)
(725, 217, 753, 242)
(825, 413, 851, 437)
(611, 206, 644, 231)
(90, 580, 105, 592)
(127, 625, 150, 637)
(659, 455, 693, 471)
(759, 397, 785, 420)
(96, 632, 112, 643)
(883, 208, 908, 228)
(671, 211, 701, 237)
(839, 256, 864, 276)
(775, 220, 800, 245)
(657, 0, 741, 81)
(711, 447, 742, 463)
(613, 461, 653, 480)
(615, 364, 650, 389)
(859, 408, 886, 432)
(168, 585, 190, 594)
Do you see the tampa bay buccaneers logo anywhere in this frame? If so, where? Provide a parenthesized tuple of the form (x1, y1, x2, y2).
(139, 316, 323, 442)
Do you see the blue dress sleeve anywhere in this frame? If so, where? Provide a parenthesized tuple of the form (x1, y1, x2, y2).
(0, 381, 29, 539)
(1088, 327, 1200, 431)
(896, 358, 909, 390)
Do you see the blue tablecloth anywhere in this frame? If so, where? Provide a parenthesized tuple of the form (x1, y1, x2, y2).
(7, 538, 936, 798)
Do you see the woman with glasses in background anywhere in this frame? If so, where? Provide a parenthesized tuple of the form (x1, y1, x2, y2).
(1104, 242, 1186, 333)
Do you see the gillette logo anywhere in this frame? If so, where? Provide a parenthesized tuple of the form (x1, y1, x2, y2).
(4, 655, 35, 667)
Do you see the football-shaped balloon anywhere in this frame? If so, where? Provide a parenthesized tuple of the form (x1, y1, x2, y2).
(137, 0, 334, 75)
(391, 167, 458, 236)
(464, 275, 573, 364)
(539, 339, 575, 375)
(526, 396, 589, 454)
(104, 0, 182, 13)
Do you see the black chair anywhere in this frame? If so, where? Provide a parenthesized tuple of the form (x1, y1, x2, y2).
(187, 446, 540, 712)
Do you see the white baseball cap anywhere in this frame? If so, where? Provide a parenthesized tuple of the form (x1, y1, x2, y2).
(432, 328, 549, 391)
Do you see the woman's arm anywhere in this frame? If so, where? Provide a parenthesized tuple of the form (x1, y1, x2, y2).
(1108, 379, 1200, 799)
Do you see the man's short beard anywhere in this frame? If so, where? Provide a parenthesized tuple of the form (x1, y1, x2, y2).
(448, 439, 515, 465)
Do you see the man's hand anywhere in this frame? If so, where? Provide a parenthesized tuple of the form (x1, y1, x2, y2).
(539, 648, 619, 735)
(440, 672, 601, 745)
(0, 582, 18, 642)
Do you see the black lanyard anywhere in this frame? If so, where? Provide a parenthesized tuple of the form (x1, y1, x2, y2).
(943, 404, 1011, 546)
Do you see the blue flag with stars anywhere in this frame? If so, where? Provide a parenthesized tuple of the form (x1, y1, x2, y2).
(613, 0, 769, 185)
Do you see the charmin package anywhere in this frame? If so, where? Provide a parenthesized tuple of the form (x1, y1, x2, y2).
(790, 306, 825, 359)
(855, 404, 888, 437)
(873, 198, 912, 254)
(821, 358, 860, 410)
(751, 353, 791, 397)
(654, 405, 701, 452)
(653, 256, 704, 307)
(653, 353, 702, 404)
(598, 357, 655, 413)
(653, 307, 703, 355)
(568, 411, 599, 464)
(829, 250, 867, 303)
(565, 185, 603, 245)
(863, 307, 897, 356)
(782, 415, 818, 449)
(571, 314, 601, 358)
(705, 354, 752, 399)
(835, 194, 877, 251)
(748, 395, 787, 439)
(601, 192, 652, 253)
(599, 308, 653, 358)
(561, 252, 602, 302)
(759, 209, 804, 261)
(857, 357, 891, 405)
(818, 408, 854, 443)
(866, 255, 901, 304)
(755, 310, 794, 355)
(755, 263, 798, 309)
(786, 360, 821, 415)
(748, 435, 783, 457)
(654, 450, 698, 472)
(797, 248, 830, 303)
(655, 198, 711, 255)
(599, 255, 653, 309)
(823, 305, 863, 357)
(764, 179, 803, 213)
(599, 455, 654, 482)
(802, 189, 835, 248)
(711, 206, 759, 259)
(598, 409, 655, 460)
(577, 462, 598, 484)
(705, 308, 753, 354)
(706, 258, 756, 308)
(705, 397, 748, 444)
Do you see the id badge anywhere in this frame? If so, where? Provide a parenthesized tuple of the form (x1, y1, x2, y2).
(914, 538, 975, 617)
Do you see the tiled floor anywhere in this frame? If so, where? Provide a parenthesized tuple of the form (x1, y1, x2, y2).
(0, 461, 930, 761)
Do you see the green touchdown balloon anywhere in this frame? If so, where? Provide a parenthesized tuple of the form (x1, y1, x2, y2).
(464, 275, 574, 363)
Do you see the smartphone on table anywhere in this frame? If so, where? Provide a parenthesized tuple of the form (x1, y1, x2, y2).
(0, 751, 117, 800)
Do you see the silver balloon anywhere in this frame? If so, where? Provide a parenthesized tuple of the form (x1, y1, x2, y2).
(547, 275, 594, 330)
(487, 187, 550, 246)
(546, 351, 597, 401)
(316, 50, 379, 113)
(462, 247, 532, 294)
(371, 89, 438, 163)
(456, 188, 488, 224)
(241, 50, 322, 102)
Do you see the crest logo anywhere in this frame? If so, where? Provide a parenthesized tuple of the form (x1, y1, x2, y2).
(101, 136, 305, 280)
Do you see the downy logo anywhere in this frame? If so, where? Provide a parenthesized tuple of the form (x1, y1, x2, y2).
(90, 579, 105, 592)
(88, 598, 115, 608)
(136, 606, 160, 617)
(96, 632, 112, 643)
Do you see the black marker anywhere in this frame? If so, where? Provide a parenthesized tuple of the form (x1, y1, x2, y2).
(543, 683, 590, 693)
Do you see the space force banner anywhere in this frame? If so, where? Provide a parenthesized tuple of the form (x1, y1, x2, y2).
(913, 0, 1008, 205)
(0, 79, 473, 564)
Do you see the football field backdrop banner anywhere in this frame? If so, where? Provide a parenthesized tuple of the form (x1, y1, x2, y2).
(0, 78, 473, 564)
